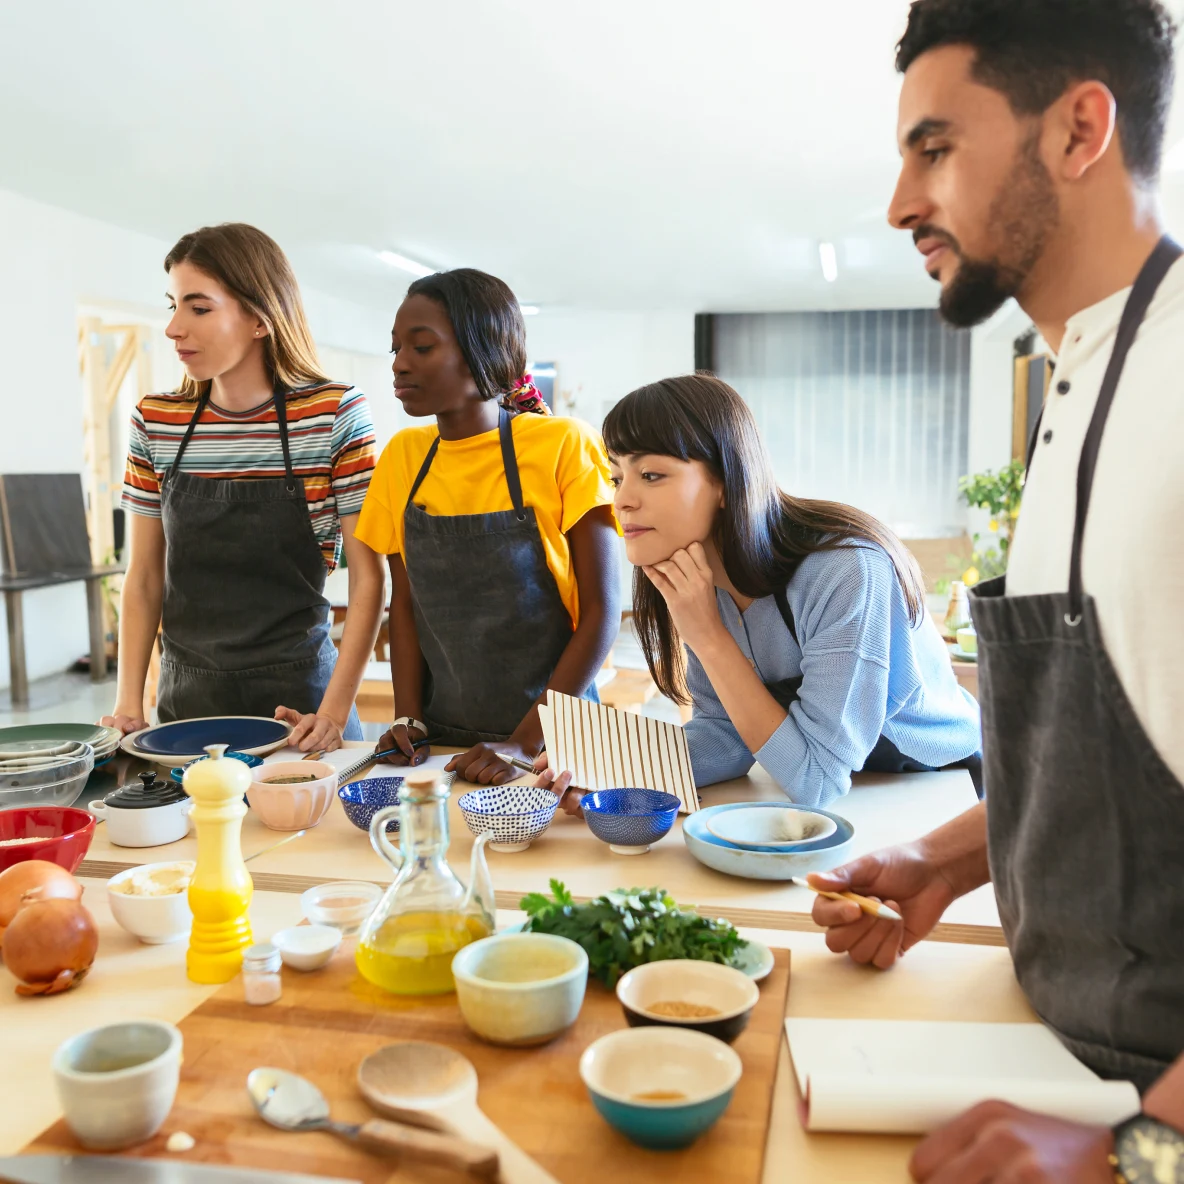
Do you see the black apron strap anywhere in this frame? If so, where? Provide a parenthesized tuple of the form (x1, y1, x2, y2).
(1065, 235, 1181, 624)
(166, 384, 297, 489)
(167, 393, 209, 478)
(271, 384, 297, 490)
(772, 586, 798, 645)
(1024, 404, 1044, 474)
(498, 408, 527, 521)
(408, 436, 442, 502)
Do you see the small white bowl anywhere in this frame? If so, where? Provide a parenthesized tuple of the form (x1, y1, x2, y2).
(705, 805, 837, 850)
(616, 959, 759, 1043)
(452, 933, 588, 1046)
(300, 880, 383, 935)
(106, 862, 194, 944)
(271, 924, 342, 971)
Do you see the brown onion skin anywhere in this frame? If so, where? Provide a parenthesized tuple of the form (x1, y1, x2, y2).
(0, 861, 83, 945)
(3, 897, 98, 996)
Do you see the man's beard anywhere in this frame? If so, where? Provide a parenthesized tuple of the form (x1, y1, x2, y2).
(931, 129, 1060, 329)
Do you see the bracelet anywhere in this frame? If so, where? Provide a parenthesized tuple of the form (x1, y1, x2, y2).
(392, 716, 428, 736)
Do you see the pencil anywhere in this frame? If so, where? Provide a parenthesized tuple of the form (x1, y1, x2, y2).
(791, 876, 903, 923)
(496, 753, 538, 775)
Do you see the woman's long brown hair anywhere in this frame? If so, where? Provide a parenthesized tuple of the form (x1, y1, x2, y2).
(164, 223, 328, 400)
(602, 373, 927, 705)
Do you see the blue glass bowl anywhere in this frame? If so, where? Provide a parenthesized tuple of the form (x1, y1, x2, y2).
(338, 777, 403, 834)
(582, 788, 680, 854)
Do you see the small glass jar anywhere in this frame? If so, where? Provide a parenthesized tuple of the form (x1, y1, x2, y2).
(242, 942, 282, 1006)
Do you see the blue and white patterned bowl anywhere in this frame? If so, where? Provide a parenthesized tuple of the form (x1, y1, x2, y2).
(457, 785, 559, 852)
(338, 777, 403, 835)
(582, 788, 681, 855)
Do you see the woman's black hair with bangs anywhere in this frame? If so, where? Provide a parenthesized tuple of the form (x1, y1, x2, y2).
(603, 374, 926, 704)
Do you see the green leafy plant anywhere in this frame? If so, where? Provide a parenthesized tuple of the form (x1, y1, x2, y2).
(520, 880, 747, 987)
(940, 459, 1026, 589)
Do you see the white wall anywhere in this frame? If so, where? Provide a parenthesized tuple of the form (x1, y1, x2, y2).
(0, 187, 392, 692)
(525, 308, 695, 430)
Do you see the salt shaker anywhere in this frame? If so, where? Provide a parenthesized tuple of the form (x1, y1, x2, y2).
(242, 942, 282, 1006)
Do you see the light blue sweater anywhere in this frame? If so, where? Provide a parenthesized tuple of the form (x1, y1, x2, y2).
(684, 544, 981, 808)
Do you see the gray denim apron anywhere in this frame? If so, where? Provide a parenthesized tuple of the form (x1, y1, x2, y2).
(402, 408, 593, 747)
(971, 236, 1184, 1093)
(156, 386, 362, 739)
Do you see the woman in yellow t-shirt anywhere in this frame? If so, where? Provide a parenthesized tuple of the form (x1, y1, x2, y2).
(354, 268, 621, 785)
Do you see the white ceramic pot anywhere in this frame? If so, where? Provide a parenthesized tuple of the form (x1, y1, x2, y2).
(52, 1020, 182, 1150)
(89, 771, 192, 848)
(89, 795, 192, 847)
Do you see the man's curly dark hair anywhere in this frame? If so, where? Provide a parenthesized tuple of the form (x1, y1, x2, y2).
(896, 0, 1177, 181)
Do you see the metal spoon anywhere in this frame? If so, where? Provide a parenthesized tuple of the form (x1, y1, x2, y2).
(357, 1042, 560, 1184)
(244, 829, 306, 864)
(246, 1065, 498, 1178)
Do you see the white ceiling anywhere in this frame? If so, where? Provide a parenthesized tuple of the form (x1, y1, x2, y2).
(3, 0, 1184, 314)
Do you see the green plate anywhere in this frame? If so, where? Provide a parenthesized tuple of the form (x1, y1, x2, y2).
(0, 723, 120, 751)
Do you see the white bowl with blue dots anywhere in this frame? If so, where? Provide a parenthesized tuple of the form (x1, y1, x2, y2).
(457, 785, 560, 852)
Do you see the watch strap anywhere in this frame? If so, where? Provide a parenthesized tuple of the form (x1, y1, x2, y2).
(393, 716, 428, 736)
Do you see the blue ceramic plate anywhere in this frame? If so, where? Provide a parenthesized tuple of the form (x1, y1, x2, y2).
(123, 717, 292, 763)
(684, 803, 855, 882)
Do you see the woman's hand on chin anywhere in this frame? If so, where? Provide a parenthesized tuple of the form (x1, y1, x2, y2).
(643, 542, 726, 652)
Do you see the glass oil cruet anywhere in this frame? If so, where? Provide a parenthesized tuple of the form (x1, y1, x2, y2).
(356, 768, 495, 995)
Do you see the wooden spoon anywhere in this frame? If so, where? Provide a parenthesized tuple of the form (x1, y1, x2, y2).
(358, 1042, 560, 1184)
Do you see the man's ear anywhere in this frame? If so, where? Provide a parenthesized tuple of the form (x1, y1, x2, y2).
(1051, 80, 1117, 183)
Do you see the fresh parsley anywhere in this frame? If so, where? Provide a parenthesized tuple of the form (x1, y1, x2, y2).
(519, 879, 748, 987)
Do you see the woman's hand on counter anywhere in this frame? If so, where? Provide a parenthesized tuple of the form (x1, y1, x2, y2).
(447, 741, 534, 786)
(642, 542, 729, 655)
(534, 757, 585, 817)
(274, 705, 345, 753)
(100, 710, 150, 736)
(374, 722, 429, 766)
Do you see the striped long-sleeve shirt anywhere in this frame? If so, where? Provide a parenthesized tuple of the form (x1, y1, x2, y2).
(684, 543, 982, 808)
(121, 382, 376, 571)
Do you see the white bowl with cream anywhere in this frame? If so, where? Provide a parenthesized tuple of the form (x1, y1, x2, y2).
(106, 861, 194, 944)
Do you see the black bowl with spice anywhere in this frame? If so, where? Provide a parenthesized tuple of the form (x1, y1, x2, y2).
(615, 959, 760, 1044)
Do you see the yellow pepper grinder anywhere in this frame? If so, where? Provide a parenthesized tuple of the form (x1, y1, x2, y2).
(183, 743, 253, 983)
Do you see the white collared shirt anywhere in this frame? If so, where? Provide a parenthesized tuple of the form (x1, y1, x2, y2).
(1006, 257, 1184, 783)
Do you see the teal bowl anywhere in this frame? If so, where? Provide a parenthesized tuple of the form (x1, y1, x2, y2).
(579, 1026, 741, 1150)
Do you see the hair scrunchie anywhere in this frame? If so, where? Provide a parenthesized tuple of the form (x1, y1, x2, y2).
(505, 373, 551, 416)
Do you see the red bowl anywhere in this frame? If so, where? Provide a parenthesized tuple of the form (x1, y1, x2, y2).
(0, 807, 95, 873)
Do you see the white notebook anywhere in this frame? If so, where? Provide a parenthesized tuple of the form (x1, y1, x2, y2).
(538, 690, 699, 813)
(785, 1018, 1141, 1134)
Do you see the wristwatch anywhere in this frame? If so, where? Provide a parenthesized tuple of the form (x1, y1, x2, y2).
(392, 716, 428, 737)
(1111, 1114, 1184, 1183)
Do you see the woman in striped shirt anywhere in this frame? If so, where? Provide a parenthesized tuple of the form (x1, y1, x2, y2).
(104, 223, 385, 751)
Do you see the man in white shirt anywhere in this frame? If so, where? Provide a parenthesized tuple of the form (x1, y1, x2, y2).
(811, 1, 1184, 1180)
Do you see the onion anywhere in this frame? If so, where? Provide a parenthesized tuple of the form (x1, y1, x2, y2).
(3, 897, 98, 996)
(0, 861, 82, 944)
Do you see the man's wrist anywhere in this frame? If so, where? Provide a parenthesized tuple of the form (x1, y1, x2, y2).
(393, 715, 427, 736)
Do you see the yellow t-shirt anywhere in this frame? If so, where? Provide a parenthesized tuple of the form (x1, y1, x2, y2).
(354, 413, 615, 628)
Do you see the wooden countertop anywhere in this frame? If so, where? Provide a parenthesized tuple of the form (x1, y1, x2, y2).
(80, 745, 1000, 945)
(0, 881, 1031, 1182)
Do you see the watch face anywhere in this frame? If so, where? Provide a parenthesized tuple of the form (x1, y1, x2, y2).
(1116, 1116, 1184, 1184)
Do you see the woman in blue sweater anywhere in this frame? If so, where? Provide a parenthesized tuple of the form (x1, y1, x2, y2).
(543, 374, 981, 808)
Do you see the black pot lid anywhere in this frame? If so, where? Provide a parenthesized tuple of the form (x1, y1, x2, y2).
(104, 770, 188, 810)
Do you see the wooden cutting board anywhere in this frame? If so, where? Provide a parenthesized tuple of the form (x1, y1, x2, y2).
(24, 944, 790, 1184)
